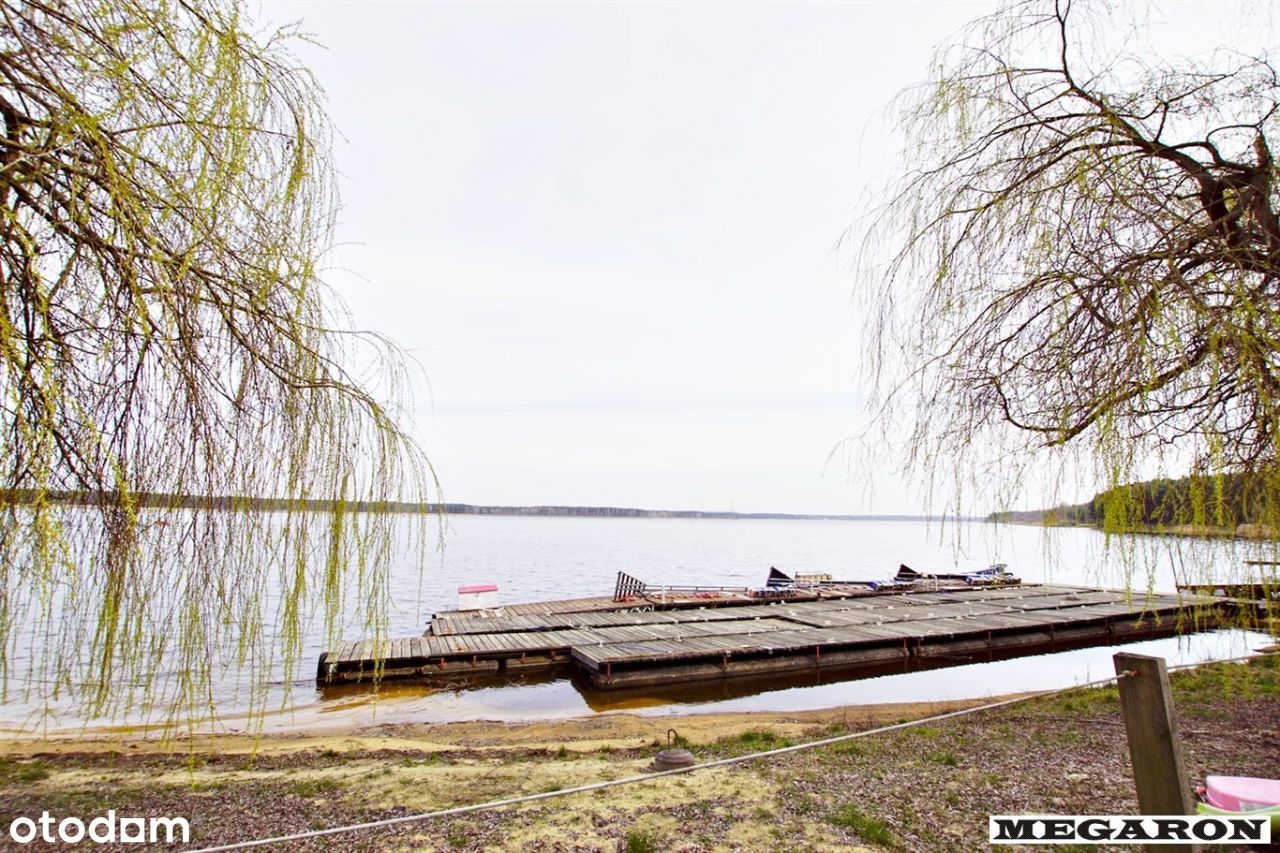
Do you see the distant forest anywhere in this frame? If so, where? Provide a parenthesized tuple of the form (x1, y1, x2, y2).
(990, 473, 1280, 534)
(0, 489, 935, 523)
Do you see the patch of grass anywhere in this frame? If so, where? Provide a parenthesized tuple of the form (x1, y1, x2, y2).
(541, 784, 562, 793)
(829, 740, 864, 756)
(827, 804, 895, 845)
(713, 729, 792, 756)
(0, 758, 51, 784)
(1173, 656, 1278, 704)
(15, 764, 49, 782)
(555, 745, 570, 759)
(319, 748, 340, 759)
(624, 828, 659, 853)
(913, 725, 942, 740)
(928, 749, 958, 767)
(290, 777, 340, 798)
(791, 794, 819, 816)
(20, 784, 143, 814)
(1077, 684, 1120, 712)
(190, 780, 235, 793)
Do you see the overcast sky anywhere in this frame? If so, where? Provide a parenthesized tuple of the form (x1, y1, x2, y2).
(251, 1, 1235, 516)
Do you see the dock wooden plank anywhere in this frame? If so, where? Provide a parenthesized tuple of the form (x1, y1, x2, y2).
(326, 582, 1231, 688)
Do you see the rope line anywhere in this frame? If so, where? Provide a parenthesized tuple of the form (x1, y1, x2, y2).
(184, 651, 1270, 853)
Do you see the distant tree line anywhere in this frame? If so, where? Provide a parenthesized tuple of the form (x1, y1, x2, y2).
(0, 490, 938, 522)
(991, 473, 1279, 534)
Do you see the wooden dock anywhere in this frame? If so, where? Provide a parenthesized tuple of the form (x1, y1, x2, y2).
(318, 583, 1236, 690)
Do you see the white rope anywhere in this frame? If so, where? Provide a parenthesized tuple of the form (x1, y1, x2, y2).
(184, 651, 1270, 852)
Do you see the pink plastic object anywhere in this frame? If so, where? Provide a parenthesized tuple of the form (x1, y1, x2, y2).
(1204, 776, 1280, 812)
(457, 584, 498, 594)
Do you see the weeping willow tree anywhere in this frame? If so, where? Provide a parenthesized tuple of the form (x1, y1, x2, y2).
(855, 0, 1280, 612)
(0, 1, 435, 728)
(862, 0, 1280, 547)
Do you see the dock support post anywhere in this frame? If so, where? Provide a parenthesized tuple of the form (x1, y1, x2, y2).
(1113, 653, 1195, 853)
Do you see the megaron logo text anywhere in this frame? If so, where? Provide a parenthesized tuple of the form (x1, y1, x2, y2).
(989, 815, 1270, 845)
(7, 811, 190, 845)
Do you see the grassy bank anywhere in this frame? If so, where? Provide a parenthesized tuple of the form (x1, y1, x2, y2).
(0, 656, 1275, 851)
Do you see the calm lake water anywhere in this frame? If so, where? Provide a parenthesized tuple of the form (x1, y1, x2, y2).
(3, 516, 1275, 734)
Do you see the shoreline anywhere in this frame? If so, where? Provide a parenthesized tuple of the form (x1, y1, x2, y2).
(0, 695, 1021, 756)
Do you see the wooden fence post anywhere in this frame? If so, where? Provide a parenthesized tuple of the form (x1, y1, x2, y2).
(1113, 652, 1196, 852)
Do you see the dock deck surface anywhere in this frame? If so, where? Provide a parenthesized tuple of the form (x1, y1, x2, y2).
(320, 584, 1231, 689)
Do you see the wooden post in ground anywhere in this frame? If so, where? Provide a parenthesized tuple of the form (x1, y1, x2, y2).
(1113, 652, 1195, 853)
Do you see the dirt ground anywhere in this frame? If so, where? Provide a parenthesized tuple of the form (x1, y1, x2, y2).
(0, 656, 1275, 852)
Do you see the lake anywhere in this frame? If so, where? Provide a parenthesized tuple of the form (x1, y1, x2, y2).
(2, 515, 1274, 734)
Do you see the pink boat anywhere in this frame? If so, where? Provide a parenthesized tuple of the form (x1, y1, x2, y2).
(1205, 776, 1280, 812)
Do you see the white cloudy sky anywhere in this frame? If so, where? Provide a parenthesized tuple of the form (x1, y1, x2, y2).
(249, 1, 1247, 515)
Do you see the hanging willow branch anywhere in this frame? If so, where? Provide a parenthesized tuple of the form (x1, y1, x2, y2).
(0, 0, 436, 726)
(861, 0, 1280, 531)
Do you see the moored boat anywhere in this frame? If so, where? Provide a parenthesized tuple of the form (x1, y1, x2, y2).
(1196, 776, 1280, 829)
(766, 563, 1020, 590)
